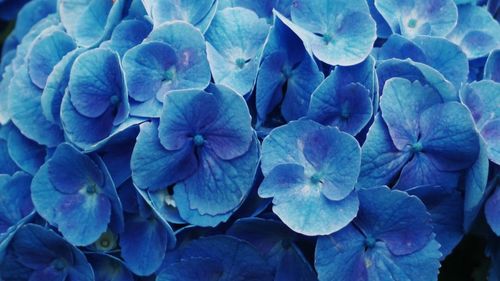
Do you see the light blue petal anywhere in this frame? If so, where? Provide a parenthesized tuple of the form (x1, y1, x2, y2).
(141, 0, 217, 32)
(259, 163, 359, 236)
(446, 4, 500, 59)
(100, 19, 152, 57)
(7, 128, 46, 175)
(205, 7, 269, 95)
(8, 63, 63, 147)
(377, 34, 427, 62)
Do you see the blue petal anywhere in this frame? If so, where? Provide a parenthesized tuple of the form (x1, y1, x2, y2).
(41, 48, 84, 125)
(100, 19, 152, 57)
(377, 34, 427, 62)
(481, 119, 500, 165)
(87, 254, 134, 281)
(47, 143, 103, 194)
(446, 4, 500, 59)
(122, 41, 178, 102)
(412, 36, 468, 91)
(463, 138, 489, 230)
(131, 122, 197, 190)
(0, 172, 33, 233)
(484, 49, 500, 82)
(276, 0, 376, 66)
(486, 187, 500, 235)
(375, 0, 458, 38)
(419, 102, 480, 171)
(174, 235, 274, 280)
(377, 58, 457, 102)
(380, 78, 443, 149)
(358, 115, 412, 188)
(0, 138, 20, 175)
(68, 48, 127, 120)
(142, 0, 217, 32)
(143, 22, 212, 99)
(459, 80, 500, 131)
(259, 163, 359, 236)
(27, 29, 76, 89)
(7, 128, 46, 175)
(205, 7, 269, 95)
(157, 257, 224, 281)
(8, 63, 64, 147)
(174, 134, 260, 217)
(219, 0, 276, 19)
(120, 214, 173, 276)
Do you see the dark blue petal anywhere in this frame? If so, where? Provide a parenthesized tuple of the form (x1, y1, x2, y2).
(87, 254, 134, 281)
(100, 19, 152, 57)
(486, 186, 500, 235)
(157, 257, 224, 281)
(0, 172, 33, 233)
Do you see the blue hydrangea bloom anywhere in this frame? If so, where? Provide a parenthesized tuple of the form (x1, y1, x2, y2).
(446, 4, 500, 59)
(377, 34, 468, 90)
(0, 224, 94, 281)
(307, 56, 376, 135)
(404, 185, 464, 258)
(460, 80, 500, 165)
(359, 78, 480, 189)
(31, 143, 124, 246)
(59, 0, 126, 48)
(486, 185, 500, 236)
(227, 218, 317, 281)
(259, 120, 361, 235)
(141, 0, 218, 33)
(117, 181, 176, 276)
(375, 0, 458, 38)
(131, 84, 259, 226)
(124, 22, 211, 118)
(205, 7, 270, 96)
(256, 14, 324, 129)
(275, 0, 376, 66)
(61, 48, 132, 150)
(315, 186, 441, 281)
(158, 235, 274, 281)
(485, 49, 500, 82)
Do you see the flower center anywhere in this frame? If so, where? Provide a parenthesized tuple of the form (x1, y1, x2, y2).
(163, 68, 175, 82)
(340, 102, 351, 119)
(95, 230, 117, 251)
(310, 173, 323, 184)
(86, 183, 98, 194)
(110, 95, 120, 106)
(410, 141, 423, 153)
(364, 236, 377, 250)
(407, 18, 417, 28)
(235, 58, 247, 69)
(322, 33, 333, 44)
(193, 134, 205, 146)
(52, 258, 67, 271)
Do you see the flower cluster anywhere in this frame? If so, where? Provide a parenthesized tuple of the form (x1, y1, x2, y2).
(0, 0, 499, 280)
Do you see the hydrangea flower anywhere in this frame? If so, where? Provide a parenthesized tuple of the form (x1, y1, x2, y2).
(131, 84, 259, 226)
(315, 186, 441, 281)
(256, 14, 324, 130)
(374, 0, 458, 38)
(61, 47, 133, 150)
(259, 120, 361, 235)
(31, 143, 124, 246)
(359, 78, 480, 189)
(141, 0, 218, 32)
(123, 21, 211, 118)
(157, 235, 274, 281)
(0, 224, 94, 281)
(205, 7, 269, 96)
(275, 0, 377, 66)
(446, 4, 500, 59)
(307, 56, 376, 135)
